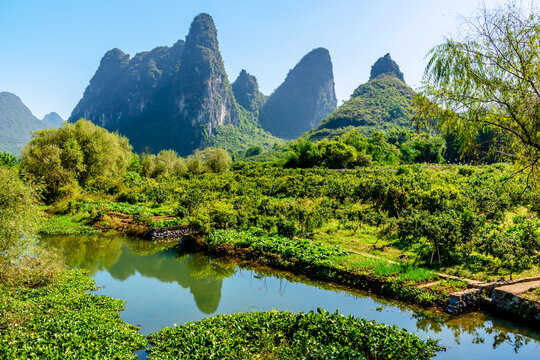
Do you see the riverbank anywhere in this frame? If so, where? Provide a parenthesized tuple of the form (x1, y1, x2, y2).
(175, 229, 540, 324)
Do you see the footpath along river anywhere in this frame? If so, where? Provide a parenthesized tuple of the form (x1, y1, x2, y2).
(40, 234, 540, 359)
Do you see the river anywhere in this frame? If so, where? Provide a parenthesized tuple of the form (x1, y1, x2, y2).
(40, 234, 540, 359)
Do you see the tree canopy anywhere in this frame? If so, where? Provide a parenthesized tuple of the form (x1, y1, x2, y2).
(21, 119, 132, 201)
(417, 1, 540, 179)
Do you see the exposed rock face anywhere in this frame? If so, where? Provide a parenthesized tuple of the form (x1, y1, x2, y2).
(232, 70, 267, 113)
(69, 13, 239, 155)
(259, 48, 337, 139)
(0, 92, 46, 154)
(369, 53, 404, 82)
(70, 41, 184, 129)
(170, 13, 239, 150)
(42, 112, 64, 128)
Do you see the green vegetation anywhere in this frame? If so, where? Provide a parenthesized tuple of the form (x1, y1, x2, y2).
(418, 1, 540, 178)
(0, 152, 19, 168)
(21, 119, 132, 202)
(0, 270, 146, 359)
(202, 108, 282, 155)
(0, 168, 40, 258)
(313, 73, 414, 136)
(208, 229, 347, 265)
(147, 309, 443, 360)
(0, 157, 145, 359)
(285, 128, 445, 169)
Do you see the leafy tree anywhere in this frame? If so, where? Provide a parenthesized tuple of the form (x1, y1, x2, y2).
(284, 139, 321, 168)
(418, 2, 540, 178)
(0, 168, 40, 258)
(317, 140, 357, 169)
(203, 148, 232, 173)
(186, 151, 205, 175)
(21, 120, 132, 201)
(142, 150, 187, 178)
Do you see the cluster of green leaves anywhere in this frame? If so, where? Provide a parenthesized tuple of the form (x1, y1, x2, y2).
(141, 147, 233, 178)
(152, 218, 186, 228)
(285, 128, 445, 169)
(0, 270, 146, 359)
(208, 229, 347, 265)
(0, 152, 19, 168)
(147, 309, 443, 360)
(0, 168, 40, 257)
(39, 215, 101, 235)
(21, 119, 132, 202)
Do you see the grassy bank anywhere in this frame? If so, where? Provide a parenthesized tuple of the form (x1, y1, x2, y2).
(181, 229, 454, 307)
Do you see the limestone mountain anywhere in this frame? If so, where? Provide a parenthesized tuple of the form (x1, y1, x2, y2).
(232, 70, 267, 114)
(69, 13, 246, 155)
(69, 39, 185, 132)
(0, 92, 46, 154)
(42, 112, 64, 128)
(310, 54, 414, 140)
(258, 48, 337, 139)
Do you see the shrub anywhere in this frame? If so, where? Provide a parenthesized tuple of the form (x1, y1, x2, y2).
(21, 120, 132, 202)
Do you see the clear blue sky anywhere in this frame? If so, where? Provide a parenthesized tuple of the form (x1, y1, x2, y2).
(0, 0, 508, 119)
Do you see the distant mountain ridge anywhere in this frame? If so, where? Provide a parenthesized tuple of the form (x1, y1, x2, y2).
(69, 14, 339, 154)
(0, 92, 63, 154)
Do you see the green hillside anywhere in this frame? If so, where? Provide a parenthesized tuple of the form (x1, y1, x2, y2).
(308, 54, 415, 140)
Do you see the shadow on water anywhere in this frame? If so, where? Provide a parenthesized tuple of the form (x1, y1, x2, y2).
(40, 234, 540, 359)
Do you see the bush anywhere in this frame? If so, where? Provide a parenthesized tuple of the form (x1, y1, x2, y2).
(21, 120, 132, 202)
(0, 152, 19, 168)
(0, 168, 40, 257)
(203, 148, 232, 173)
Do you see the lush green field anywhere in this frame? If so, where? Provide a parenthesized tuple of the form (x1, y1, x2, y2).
(45, 163, 539, 282)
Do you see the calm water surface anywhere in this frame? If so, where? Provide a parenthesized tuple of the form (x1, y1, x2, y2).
(41, 234, 540, 359)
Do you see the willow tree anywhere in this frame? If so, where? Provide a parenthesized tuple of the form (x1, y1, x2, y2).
(417, 2, 540, 179)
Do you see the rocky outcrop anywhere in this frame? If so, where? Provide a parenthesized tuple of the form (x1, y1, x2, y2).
(311, 54, 414, 137)
(232, 70, 267, 113)
(259, 48, 337, 139)
(370, 53, 405, 82)
(171, 13, 240, 146)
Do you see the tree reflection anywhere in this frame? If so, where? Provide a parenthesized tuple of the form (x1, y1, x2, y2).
(410, 310, 538, 353)
(40, 235, 237, 314)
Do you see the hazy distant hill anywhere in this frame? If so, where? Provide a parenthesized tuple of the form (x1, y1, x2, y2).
(309, 54, 415, 140)
(0, 92, 48, 154)
(42, 112, 64, 128)
(259, 48, 337, 139)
